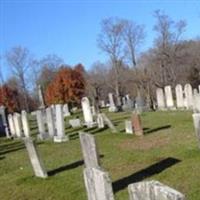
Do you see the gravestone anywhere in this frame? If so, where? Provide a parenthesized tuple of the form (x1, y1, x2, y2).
(100, 100, 106, 108)
(38, 85, 45, 109)
(193, 88, 198, 96)
(81, 97, 94, 128)
(156, 88, 166, 110)
(193, 93, 200, 113)
(54, 104, 69, 142)
(23, 137, 48, 178)
(125, 120, 133, 134)
(36, 110, 49, 140)
(46, 107, 55, 138)
(108, 93, 118, 112)
(13, 113, 23, 138)
(132, 112, 143, 136)
(175, 84, 184, 109)
(69, 119, 81, 128)
(63, 103, 71, 117)
(184, 84, 193, 109)
(97, 114, 105, 129)
(8, 114, 16, 137)
(192, 113, 200, 147)
(91, 106, 96, 116)
(128, 180, 185, 200)
(21, 110, 31, 137)
(79, 132, 100, 168)
(0, 106, 9, 138)
(135, 93, 145, 113)
(101, 113, 117, 133)
(164, 85, 175, 109)
(83, 167, 115, 200)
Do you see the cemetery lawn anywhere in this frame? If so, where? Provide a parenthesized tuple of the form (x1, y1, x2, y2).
(0, 110, 199, 200)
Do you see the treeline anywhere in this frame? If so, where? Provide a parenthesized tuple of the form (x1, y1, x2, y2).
(1, 10, 200, 112)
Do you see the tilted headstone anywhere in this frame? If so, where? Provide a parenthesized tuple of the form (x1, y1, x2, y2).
(13, 113, 23, 138)
(81, 97, 94, 128)
(101, 113, 117, 133)
(164, 85, 175, 109)
(125, 120, 133, 134)
(54, 104, 69, 142)
(128, 180, 185, 200)
(63, 103, 71, 117)
(69, 119, 81, 128)
(23, 137, 48, 178)
(46, 107, 55, 138)
(38, 85, 45, 109)
(97, 114, 105, 129)
(79, 132, 100, 168)
(21, 110, 31, 137)
(132, 112, 143, 136)
(8, 114, 16, 137)
(83, 167, 115, 200)
(192, 113, 200, 147)
(108, 93, 118, 112)
(36, 110, 49, 140)
(156, 88, 166, 110)
(184, 84, 193, 110)
(175, 84, 184, 109)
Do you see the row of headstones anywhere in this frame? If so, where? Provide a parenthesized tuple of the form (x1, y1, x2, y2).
(7, 105, 69, 142)
(108, 93, 146, 113)
(156, 84, 200, 112)
(22, 132, 186, 199)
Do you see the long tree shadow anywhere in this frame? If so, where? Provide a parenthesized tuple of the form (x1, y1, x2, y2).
(112, 157, 181, 193)
(144, 125, 171, 134)
(48, 155, 104, 176)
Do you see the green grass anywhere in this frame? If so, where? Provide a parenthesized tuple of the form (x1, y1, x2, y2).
(0, 110, 199, 200)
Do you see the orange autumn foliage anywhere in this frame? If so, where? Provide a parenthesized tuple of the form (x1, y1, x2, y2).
(0, 84, 20, 112)
(45, 64, 85, 105)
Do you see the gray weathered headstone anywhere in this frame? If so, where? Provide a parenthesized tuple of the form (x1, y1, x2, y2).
(193, 93, 200, 113)
(23, 137, 48, 178)
(192, 113, 200, 147)
(83, 167, 115, 200)
(108, 93, 118, 112)
(79, 132, 100, 168)
(69, 119, 81, 128)
(54, 104, 69, 142)
(8, 114, 16, 137)
(128, 180, 185, 200)
(125, 120, 133, 134)
(13, 113, 23, 138)
(175, 84, 184, 109)
(156, 88, 166, 110)
(63, 103, 71, 117)
(21, 110, 31, 137)
(81, 97, 94, 128)
(97, 114, 105, 129)
(164, 85, 175, 109)
(36, 110, 49, 140)
(184, 83, 193, 110)
(46, 107, 55, 138)
(101, 113, 117, 133)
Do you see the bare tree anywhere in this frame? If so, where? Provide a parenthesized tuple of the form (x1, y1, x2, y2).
(6, 46, 31, 111)
(98, 17, 125, 107)
(122, 20, 145, 67)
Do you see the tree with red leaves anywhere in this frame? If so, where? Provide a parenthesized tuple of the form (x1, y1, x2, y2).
(45, 64, 85, 106)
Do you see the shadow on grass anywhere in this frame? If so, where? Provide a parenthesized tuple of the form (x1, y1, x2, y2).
(112, 157, 181, 193)
(144, 125, 171, 134)
(48, 155, 104, 176)
(0, 156, 5, 160)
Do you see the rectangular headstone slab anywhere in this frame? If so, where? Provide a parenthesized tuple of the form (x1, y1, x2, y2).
(46, 107, 55, 138)
(132, 112, 143, 136)
(164, 85, 175, 109)
(21, 110, 31, 137)
(125, 120, 133, 134)
(101, 113, 117, 133)
(69, 119, 81, 128)
(128, 180, 185, 200)
(13, 113, 23, 138)
(156, 88, 166, 110)
(79, 132, 100, 168)
(83, 167, 115, 200)
(175, 84, 184, 109)
(192, 113, 200, 147)
(23, 137, 48, 178)
(97, 114, 105, 129)
(8, 114, 16, 137)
